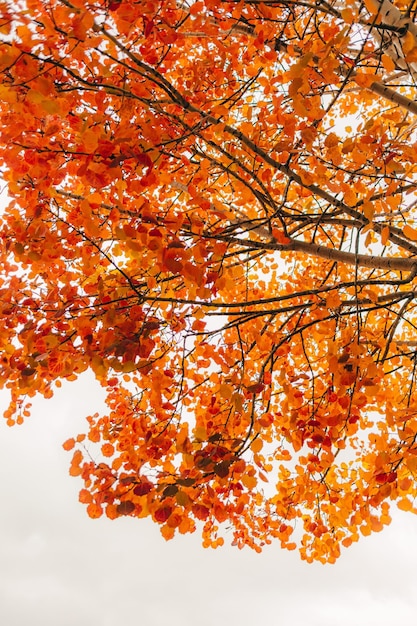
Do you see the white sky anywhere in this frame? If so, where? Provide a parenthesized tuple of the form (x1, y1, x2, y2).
(1, 374, 417, 626)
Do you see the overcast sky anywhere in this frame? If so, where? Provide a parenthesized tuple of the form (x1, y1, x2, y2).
(0, 373, 416, 626)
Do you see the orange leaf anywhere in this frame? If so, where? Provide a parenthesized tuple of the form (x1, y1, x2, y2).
(101, 443, 115, 457)
(4, 0, 417, 565)
(403, 224, 417, 241)
(62, 438, 75, 451)
(87, 503, 103, 518)
(397, 498, 413, 512)
(381, 226, 390, 245)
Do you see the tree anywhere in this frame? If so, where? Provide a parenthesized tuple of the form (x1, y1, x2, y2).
(2, 0, 417, 563)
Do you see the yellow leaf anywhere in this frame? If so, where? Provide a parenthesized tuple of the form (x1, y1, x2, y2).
(242, 474, 257, 490)
(42, 92, 61, 111)
(219, 383, 233, 399)
(194, 426, 207, 442)
(121, 361, 138, 373)
(397, 497, 413, 512)
(360, 523, 372, 536)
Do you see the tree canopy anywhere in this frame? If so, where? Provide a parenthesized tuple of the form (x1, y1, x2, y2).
(2, 0, 417, 562)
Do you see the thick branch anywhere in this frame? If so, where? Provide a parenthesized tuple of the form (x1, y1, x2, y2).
(199, 231, 417, 272)
(366, 79, 417, 114)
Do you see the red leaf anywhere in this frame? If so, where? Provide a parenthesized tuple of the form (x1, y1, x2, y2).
(108, 0, 122, 10)
(191, 504, 210, 520)
(154, 505, 173, 523)
(117, 501, 135, 515)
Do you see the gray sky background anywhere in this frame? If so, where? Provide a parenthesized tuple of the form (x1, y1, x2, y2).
(1, 373, 417, 626)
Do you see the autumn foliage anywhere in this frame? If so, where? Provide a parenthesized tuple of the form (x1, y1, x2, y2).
(3, 0, 417, 562)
